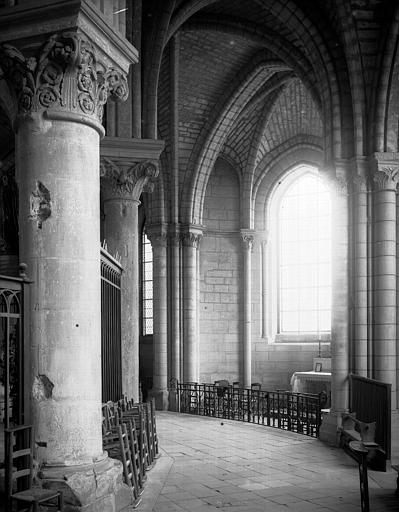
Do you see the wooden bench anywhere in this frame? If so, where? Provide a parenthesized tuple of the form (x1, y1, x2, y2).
(339, 413, 386, 471)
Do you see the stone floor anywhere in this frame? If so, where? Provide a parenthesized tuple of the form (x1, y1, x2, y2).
(139, 412, 399, 512)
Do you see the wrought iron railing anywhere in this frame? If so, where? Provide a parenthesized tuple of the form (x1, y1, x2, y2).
(101, 248, 122, 403)
(176, 382, 322, 438)
(0, 266, 30, 428)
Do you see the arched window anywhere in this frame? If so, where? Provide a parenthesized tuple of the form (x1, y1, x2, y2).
(271, 167, 331, 340)
(140, 227, 153, 335)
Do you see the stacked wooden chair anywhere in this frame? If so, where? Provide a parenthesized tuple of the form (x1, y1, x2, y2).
(101, 396, 160, 506)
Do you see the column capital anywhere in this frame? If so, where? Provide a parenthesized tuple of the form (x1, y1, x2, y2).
(240, 229, 255, 251)
(100, 157, 159, 201)
(0, 33, 128, 133)
(0, 1, 138, 132)
(324, 159, 350, 196)
(369, 153, 399, 191)
(146, 223, 168, 248)
(181, 225, 203, 248)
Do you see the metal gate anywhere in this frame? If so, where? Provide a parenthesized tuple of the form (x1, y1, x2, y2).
(0, 270, 30, 428)
(101, 248, 122, 403)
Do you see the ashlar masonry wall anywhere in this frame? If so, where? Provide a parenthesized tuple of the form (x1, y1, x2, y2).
(199, 159, 242, 383)
(199, 159, 319, 388)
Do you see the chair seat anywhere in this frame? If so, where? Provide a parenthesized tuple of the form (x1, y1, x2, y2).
(12, 487, 61, 503)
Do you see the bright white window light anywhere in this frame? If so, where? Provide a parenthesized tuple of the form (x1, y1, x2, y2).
(278, 171, 331, 334)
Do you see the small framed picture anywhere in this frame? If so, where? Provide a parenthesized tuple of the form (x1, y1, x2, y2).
(315, 362, 322, 372)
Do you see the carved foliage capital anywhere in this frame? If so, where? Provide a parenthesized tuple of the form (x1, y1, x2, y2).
(0, 32, 128, 123)
(371, 166, 399, 191)
(351, 174, 368, 193)
(182, 231, 203, 248)
(100, 158, 159, 200)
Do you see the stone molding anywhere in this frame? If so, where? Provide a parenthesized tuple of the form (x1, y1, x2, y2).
(0, 32, 128, 125)
(100, 157, 159, 201)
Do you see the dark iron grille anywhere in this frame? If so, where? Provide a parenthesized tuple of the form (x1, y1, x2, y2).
(101, 249, 123, 403)
(0, 273, 30, 429)
(176, 382, 322, 438)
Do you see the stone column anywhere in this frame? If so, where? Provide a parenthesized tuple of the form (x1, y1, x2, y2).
(320, 166, 350, 445)
(370, 155, 398, 408)
(260, 234, 268, 339)
(0, 7, 138, 508)
(351, 165, 369, 376)
(182, 226, 202, 382)
(146, 225, 169, 409)
(241, 230, 254, 388)
(330, 173, 350, 414)
(100, 158, 159, 401)
(170, 229, 182, 381)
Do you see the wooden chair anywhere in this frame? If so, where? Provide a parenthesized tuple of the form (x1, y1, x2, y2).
(117, 423, 141, 508)
(5, 424, 63, 511)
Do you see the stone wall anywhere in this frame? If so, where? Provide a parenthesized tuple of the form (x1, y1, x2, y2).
(199, 159, 241, 383)
(199, 158, 318, 389)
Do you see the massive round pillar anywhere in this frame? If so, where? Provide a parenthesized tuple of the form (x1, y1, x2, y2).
(1, 21, 136, 509)
(17, 113, 104, 464)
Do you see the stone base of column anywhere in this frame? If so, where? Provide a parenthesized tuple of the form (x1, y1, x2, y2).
(148, 388, 169, 410)
(319, 410, 344, 447)
(39, 455, 134, 511)
(168, 388, 179, 412)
